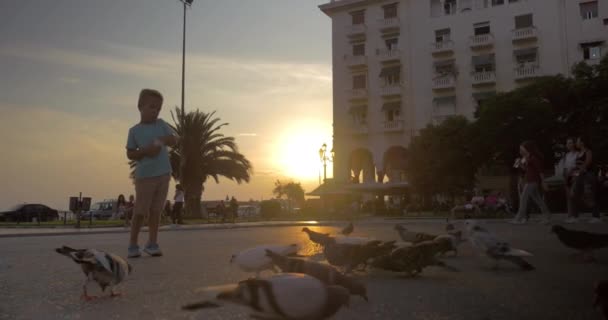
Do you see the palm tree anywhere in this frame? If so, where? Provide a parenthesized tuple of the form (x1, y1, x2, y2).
(273, 180, 305, 213)
(129, 107, 252, 217)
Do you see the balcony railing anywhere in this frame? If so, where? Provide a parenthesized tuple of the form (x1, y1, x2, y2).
(346, 24, 366, 36)
(381, 84, 402, 96)
(383, 120, 404, 132)
(512, 27, 538, 41)
(344, 54, 367, 67)
(432, 75, 456, 90)
(376, 48, 401, 61)
(471, 71, 496, 85)
(431, 41, 454, 54)
(469, 33, 494, 48)
(346, 88, 369, 99)
(351, 123, 369, 135)
(377, 17, 399, 31)
(514, 64, 540, 80)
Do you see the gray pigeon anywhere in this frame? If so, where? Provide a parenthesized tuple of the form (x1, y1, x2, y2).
(302, 227, 333, 246)
(370, 240, 458, 276)
(183, 273, 350, 320)
(265, 249, 368, 301)
(340, 222, 354, 236)
(394, 224, 437, 243)
(56, 246, 132, 300)
(465, 220, 534, 271)
(323, 238, 396, 273)
(230, 244, 300, 277)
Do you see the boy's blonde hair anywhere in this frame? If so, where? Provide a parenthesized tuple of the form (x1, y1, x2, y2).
(137, 89, 164, 109)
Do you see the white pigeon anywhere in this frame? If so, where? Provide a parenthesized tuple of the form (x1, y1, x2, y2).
(464, 220, 535, 270)
(55, 246, 132, 300)
(183, 273, 350, 320)
(230, 244, 300, 277)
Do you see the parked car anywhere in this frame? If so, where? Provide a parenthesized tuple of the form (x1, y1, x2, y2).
(81, 200, 116, 220)
(0, 204, 59, 222)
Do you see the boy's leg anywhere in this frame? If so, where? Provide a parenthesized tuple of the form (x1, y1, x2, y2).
(130, 178, 154, 247)
(148, 175, 170, 245)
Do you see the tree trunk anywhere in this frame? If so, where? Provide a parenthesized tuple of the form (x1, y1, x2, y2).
(185, 183, 203, 218)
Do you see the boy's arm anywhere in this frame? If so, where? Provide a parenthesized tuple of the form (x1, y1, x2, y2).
(158, 119, 178, 147)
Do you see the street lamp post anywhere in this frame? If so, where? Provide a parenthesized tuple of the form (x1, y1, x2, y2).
(179, 0, 194, 116)
(318, 143, 334, 184)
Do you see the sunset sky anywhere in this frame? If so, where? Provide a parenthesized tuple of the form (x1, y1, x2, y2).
(0, 0, 334, 211)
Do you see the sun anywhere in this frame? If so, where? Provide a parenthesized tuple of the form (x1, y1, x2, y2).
(274, 122, 333, 181)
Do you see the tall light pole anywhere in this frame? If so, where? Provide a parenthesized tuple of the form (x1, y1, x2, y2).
(319, 143, 334, 184)
(179, 0, 194, 116)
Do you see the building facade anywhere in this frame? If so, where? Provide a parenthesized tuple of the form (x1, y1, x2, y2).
(319, 0, 608, 186)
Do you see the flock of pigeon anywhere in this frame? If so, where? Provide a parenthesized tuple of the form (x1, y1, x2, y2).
(55, 221, 608, 319)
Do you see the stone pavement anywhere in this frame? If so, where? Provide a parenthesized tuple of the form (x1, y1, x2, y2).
(0, 217, 606, 320)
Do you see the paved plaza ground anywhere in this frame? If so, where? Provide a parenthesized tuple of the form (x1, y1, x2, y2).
(0, 218, 606, 320)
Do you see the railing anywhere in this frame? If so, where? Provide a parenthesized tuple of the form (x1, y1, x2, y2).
(514, 64, 540, 79)
(351, 123, 369, 135)
(471, 71, 496, 85)
(470, 33, 494, 48)
(377, 17, 399, 30)
(377, 48, 401, 60)
(383, 120, 404, 132)
(381, 84, 402, 96)
(512, 27, 537, 41)
(344, 55, 367, 66)
(432, 75, 456, 89)
(431, 41, 454, 54)
(347, 88, 369, 98)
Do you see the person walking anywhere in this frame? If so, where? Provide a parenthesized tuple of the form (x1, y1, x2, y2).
(561, 138, 580, 223)
(571, 136, 602, 223)
(172, 184, 185, 225)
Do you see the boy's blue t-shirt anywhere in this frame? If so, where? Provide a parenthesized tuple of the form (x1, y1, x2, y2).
(126, 118, 175, 179)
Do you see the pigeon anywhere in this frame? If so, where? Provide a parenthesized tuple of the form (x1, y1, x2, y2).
(551, 225, 608, 261)
(265, 249, 368, 301)
(55, 246, 132, 300)
(302, 227, 333, 246)
(183, 273, 350, 320)
(465, 220, 535, 271)
(230, 244, 300, 277)
(323, 238, 396, 273)
(595, 280, 608, 319)
(340, 222, 354, 236)
(394, 224, 437, 244)
(370, 240, 458, 276)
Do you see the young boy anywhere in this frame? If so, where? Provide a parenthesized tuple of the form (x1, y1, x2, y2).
(126, 89, 177, 258)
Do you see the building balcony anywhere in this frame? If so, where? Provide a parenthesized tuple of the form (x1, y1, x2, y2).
(376, 48, 401, 61)
(514, 64, 541, 80)
(346, 24, 366, 37)
(350, 123, 369, 136)
(431, 41, 454, 55)
(471, 71, 496, 85)
(377, 17, 399, 31)
(512, 27, 538, 42)
(383, 120, 404, 132)
(432, 75, 456, 90)
(380, 84, 402, 96)
(344, 54, 367, 67)
(346, 88, 369, 99)
(469, 34, 494, 49)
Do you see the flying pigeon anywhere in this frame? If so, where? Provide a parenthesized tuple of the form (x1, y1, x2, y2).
(340, 222, 354, 236)
(465, 220, 535, 271)
(302, 227, 332, 246)
(55, 246, 132, 300)
(183, 273, 350, 320)
(370, 240, 458, 276)
(394, 224, 437, 244)
(265, 249, 368, 301)
(595, 280, 608, 319)
(551, 225, 608, 261)
(230, 244, 300, 277)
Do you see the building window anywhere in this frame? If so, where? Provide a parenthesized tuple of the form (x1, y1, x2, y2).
(514, 14, 533, 29)
(444, 0, 457, 15)
(350, 105, 367, 125)
(351, 10, 365, 25)
(353, 74, 366, 89)
(472, 54, 495, 72)
(434, 59, 456, 75)
(435, 28, 451, 43)
(476, 0, 489, 9)
(508, 0, 520, 3)
(386, 109, 400, 121)
(383, 3, 398, 19)
(582, 43, 602, 60)
(380, 66, 401, 85)
(460, 0, 473, 12)
(352, 43, 365, 56)
(580, 1, 598, 20)
(514, 47, 538, 65)
(492, 0, 504, 6)
(385, 38, 398, 50)
(382, 102, 401, 121)
(604, 18, 608, 25)
(474, 22, 491, 35)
